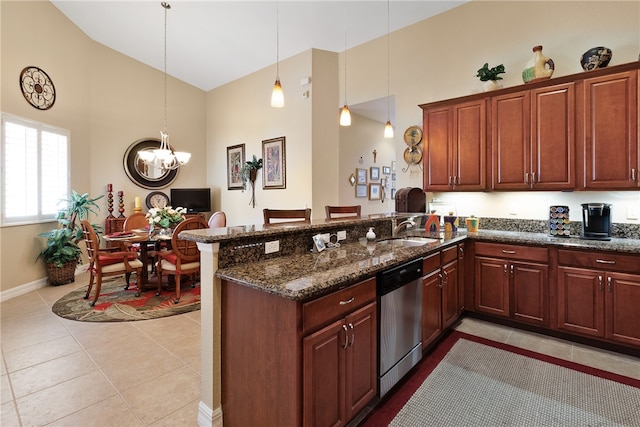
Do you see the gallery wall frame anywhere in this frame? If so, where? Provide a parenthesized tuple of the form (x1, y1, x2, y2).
(262, 136, 286, 189)
(226, 144, 245, 190)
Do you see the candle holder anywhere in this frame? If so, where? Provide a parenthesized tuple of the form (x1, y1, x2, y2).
(117, 191, 125, 218)
(106, 184, 115, 219)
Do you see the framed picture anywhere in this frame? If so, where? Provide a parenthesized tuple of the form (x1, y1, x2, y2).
(391, 173, 396, 181)
(370, 166, 380, 180)
(356, 168, 367, 184)
(383, 166, 391, 175)
(226, 144, 245, 190)
(391, 188, 396, 199)
(369, 183, 381, 200)
(355, 184, 367, 198)
(391, 160, 396, 172)
(262, 136, 286, 189)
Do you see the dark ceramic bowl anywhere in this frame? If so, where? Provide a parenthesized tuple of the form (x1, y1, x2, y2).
(580, 47, 612, 71)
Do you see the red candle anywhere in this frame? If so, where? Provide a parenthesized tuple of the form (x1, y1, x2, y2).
(117, 191, 123, 197)
(107, 183, 113, 192)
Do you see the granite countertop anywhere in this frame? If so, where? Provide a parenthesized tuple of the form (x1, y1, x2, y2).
(213, 229, 639, 302)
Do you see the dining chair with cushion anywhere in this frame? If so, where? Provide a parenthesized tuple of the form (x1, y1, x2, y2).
(208, 211, 227, 228)
(325, 205, 361, 220)
(263, 208, 311, 225)
(122, 212, 148, 231)
(155, 216, 209, 304)
(80, 220, 144, 306)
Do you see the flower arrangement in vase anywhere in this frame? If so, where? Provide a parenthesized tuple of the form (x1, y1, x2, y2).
(146, 206, 186, 233)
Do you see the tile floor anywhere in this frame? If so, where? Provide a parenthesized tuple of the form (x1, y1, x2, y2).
(2, 273, 639, 426)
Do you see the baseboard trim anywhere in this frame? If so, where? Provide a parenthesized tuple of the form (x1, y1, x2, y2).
(1, 264, 88, 302)
(198, 401, 222, 427)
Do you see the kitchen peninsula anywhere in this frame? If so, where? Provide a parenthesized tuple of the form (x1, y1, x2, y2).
(180, 216, 640, 427)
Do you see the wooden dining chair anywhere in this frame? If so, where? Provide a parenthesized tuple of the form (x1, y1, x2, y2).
(263, 208, 311, 225)
(80, 220, 144, 306)
(208, 211, 227, 228)
(325, 205, 361, 220)
(155, 216, 209, 304)
(123, 212, 148, 230)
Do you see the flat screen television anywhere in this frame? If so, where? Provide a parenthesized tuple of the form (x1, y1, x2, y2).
(170, 188, 211, 213)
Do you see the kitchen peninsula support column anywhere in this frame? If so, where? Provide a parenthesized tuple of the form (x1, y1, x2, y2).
(196, 242, 223, 427)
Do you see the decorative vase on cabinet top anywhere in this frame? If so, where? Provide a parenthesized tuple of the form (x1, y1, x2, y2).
(580, 47, 612, 71)
(482, 80, 500, 92)
(522, 45, 555, 83)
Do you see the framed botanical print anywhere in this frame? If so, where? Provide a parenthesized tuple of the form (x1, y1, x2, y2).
(369, 183, 381, 200)
(262, 136, 286, 189)
(356, 168, 367, 184)
(370, 166, 380, 181)
(227, 144, 245, 190)
(356, 184, 367, 198)
(383, 166, 391, 175)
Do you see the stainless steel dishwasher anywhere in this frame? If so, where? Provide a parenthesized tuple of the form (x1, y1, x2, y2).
(377, 258, 423, 397)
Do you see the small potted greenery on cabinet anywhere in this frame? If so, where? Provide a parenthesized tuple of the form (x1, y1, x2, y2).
(475, 63, 505, 91)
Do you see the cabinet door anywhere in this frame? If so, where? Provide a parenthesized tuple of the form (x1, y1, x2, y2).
(422, 269, 442, 349)
(453, 100, 486, 190)
(344, 303, 377, 421)
(556, 266, 604, 337)
(511, 261, 548, 326)
(531, 83, 576, 189)
(606, 272, 640, 347)
(583, 70, 639, 189)
(303, 318, 347, 427)
(491, 91, 531, 190)
(475, 256, 509, 317)
(441, 259, 459, 329)
(458, 244, 466, 313)
(423, 106, 453, 190)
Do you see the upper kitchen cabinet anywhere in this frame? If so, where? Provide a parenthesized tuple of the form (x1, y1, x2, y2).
(580, 69, 639, 189)
(491, 83, 575, 191)
(421, 99, 486, 191)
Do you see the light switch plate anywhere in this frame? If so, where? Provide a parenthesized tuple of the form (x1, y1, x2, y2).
(265, 240, 280, 254)
(337, 230, 347, 241)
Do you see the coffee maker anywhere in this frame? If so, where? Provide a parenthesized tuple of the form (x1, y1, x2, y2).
(581, 203, 612, 240)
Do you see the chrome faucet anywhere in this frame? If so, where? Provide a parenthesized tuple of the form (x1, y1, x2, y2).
(392, 219, 416, 237)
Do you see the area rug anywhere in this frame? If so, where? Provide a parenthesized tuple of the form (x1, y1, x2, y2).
(363, 331, 640, 427)
(52, 277, 200, 322)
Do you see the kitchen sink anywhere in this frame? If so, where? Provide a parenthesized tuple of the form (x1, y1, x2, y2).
(377, 236, 439, 247)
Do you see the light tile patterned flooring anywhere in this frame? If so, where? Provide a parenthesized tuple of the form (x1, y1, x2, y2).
(2, 273, 639, 426)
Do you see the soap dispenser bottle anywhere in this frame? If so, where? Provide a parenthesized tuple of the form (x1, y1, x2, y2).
(366, 227, 376, 241)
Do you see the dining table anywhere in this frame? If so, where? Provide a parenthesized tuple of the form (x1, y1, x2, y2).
(103, 229, 172, 290)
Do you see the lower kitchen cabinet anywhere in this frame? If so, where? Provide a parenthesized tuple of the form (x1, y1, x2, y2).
(303, 302, 377, 427)
(556, 249, 640, 347)
(474, 242, 548, 326)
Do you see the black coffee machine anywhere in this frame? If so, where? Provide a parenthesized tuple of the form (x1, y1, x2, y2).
(581, 203, 612, 240)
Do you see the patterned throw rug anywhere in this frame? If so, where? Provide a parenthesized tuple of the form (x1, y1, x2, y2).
(52, 277, 200, 322)
(364, 331, 640, 427)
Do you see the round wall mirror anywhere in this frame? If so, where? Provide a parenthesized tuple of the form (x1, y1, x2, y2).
(123, 138, 178, 189)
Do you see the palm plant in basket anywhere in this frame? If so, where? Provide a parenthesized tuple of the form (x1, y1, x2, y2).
(37, 190, 104, 285)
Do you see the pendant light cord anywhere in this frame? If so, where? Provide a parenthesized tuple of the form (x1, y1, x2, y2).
(343, 1, 348, 105)
(386, 0, 390, 121)
(162, 2, 170, 134)
(276, 0, 280, 79)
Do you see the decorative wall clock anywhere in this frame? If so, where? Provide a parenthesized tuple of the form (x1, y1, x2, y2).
(20, 66, 56, 110)
(146, 191, 170, 209)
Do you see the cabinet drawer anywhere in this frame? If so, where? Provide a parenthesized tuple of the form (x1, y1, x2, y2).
(441, 245, 458, 264)
(475, 242, 548, 262)
(558, 249, 640, 274)
(303, 277, 376, 333)
(423, 252, 440, 274)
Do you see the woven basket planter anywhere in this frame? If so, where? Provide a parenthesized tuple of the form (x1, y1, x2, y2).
(47, 260, 78, 285)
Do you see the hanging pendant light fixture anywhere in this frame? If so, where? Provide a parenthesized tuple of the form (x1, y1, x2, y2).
(270, 0, 285, 107)
(384, 0, 394, 139)
(138, 2, 190, 171)
(339, 0, 351, 126)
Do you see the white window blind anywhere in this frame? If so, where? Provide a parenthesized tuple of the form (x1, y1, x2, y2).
(1, 114, 70, 225)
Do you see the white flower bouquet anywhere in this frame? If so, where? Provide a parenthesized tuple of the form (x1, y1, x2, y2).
(146, 206, 186, 232)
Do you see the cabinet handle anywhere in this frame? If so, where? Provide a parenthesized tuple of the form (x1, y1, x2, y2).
(525, 172, 529, 184)
(443, 270, 449, 286)
(454, 176, 459, 185)
(532, 171, 537, 183)
(339, 297, 355, 305)
(596, 259, 616, 265)
(607, 277, 612, 292)
(598, 275, 603, 292)
(342, 324, 349, 349)
(502, 250, 516, 254)
(459, 246, 464, 257)
(448, 176, 453, 185)
(503, 264, 508, 273)
(510, 264, 514, 277)
(348, 323, 355, 347)
(633, 168, 637, 182)
(438, 273, 444, 288)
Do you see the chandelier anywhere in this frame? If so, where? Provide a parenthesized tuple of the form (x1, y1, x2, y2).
(138, 2, 190, 171)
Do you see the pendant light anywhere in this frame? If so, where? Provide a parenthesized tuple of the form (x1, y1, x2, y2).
(384, 0, 394, 139)
(270, 0, 285, 107)
(138, 2, 191, 171)
(339, 0, 351, 126)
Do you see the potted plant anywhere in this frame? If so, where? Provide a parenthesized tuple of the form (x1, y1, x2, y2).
(475, 63, 505, 91)
(37, 190, 104, 285)
(240, 155, 263, 208)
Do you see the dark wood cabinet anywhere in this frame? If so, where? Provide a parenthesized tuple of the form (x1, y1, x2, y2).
(422, 99, 486, 191)
(581, 70, 639, 189)
(474, 242, 548, 325)
(556, 249, 640, 347)
(303, 302, 377, 427)
(491, 83, 575, 190)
